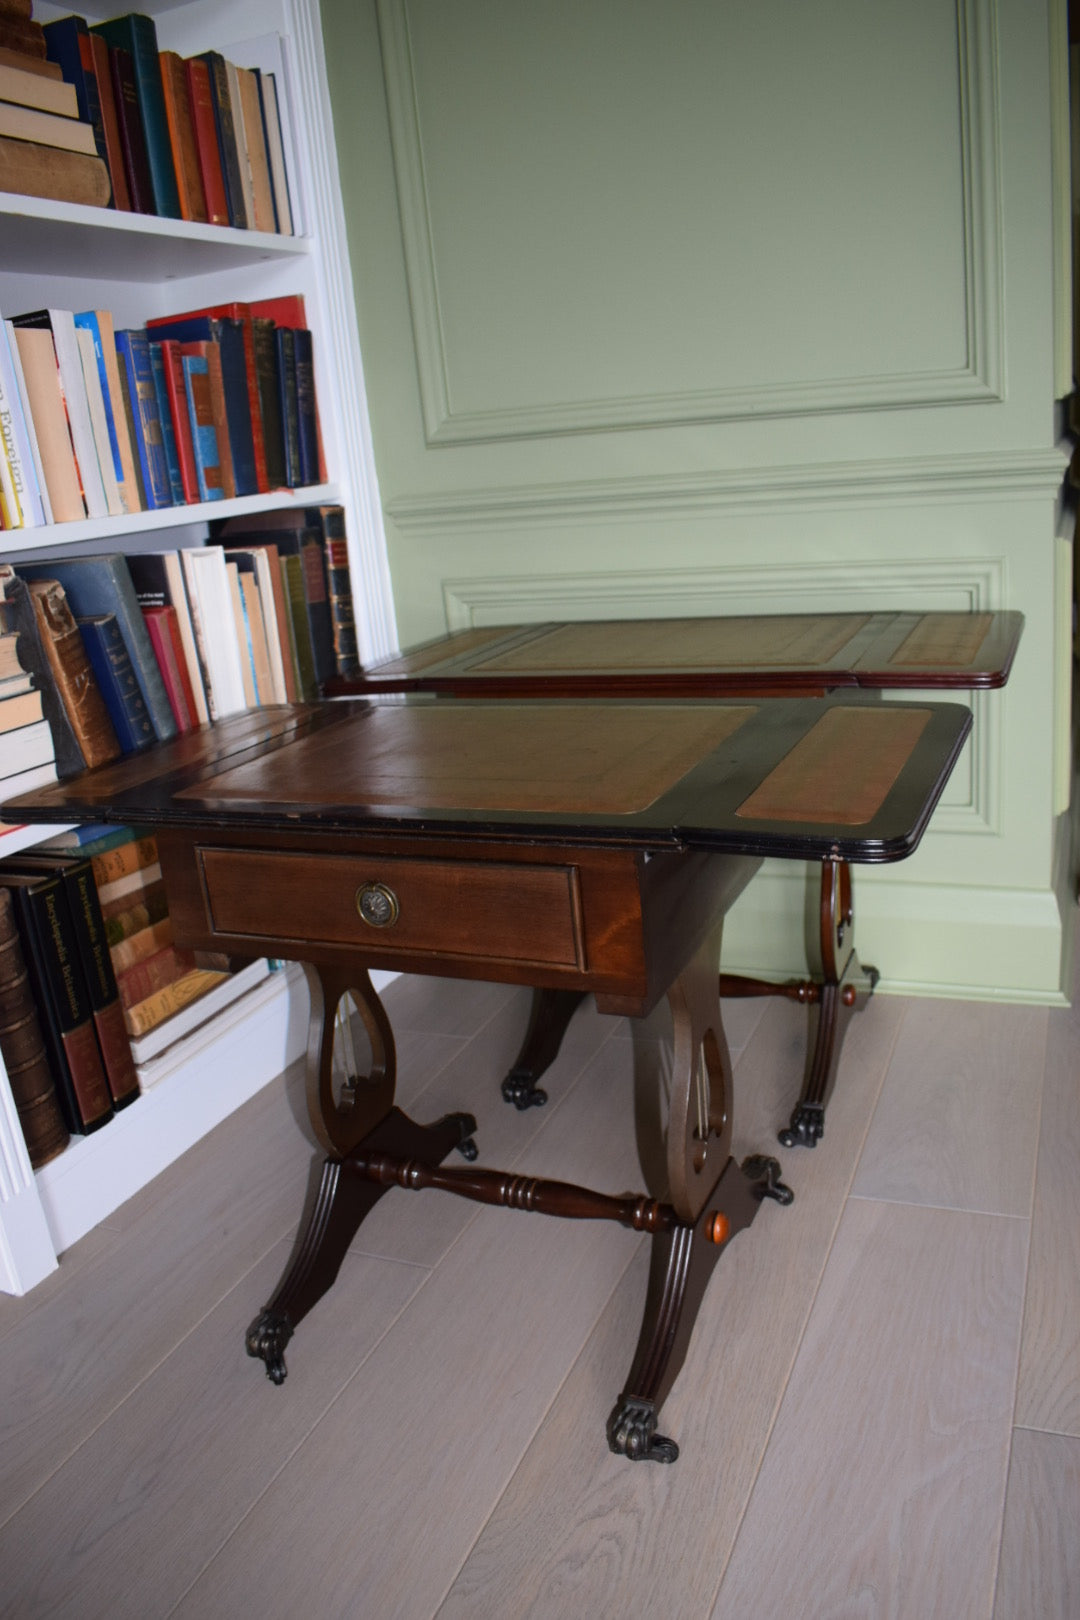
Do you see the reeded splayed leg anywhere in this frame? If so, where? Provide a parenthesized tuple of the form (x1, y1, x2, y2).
(245, 965, 476, 1383)
(608, 927, 791, 1463)
(778, 859, 878, 1149)
(500, 987, 587, 1109)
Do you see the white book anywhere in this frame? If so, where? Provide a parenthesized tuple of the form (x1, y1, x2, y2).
(0, 717, 53, 777)
(3, 319, 52, 525)
(0, 314, 45, 527)
(38, 308, 108, 519)
(75, 325, 124, 518)
(260, 72, 293, 235)
(159, 551, 209, 725)
(0, 757, 58, 803)
(180, 546, 249, 718)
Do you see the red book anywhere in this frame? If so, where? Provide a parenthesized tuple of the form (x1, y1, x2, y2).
(142, 604, 197, 732)
(154, 338, 199, 502)
(249, 294, 307, 328)
(146, 301, 268, 493)
(87, 31, 131, 210)
(184, 55, 229, 226)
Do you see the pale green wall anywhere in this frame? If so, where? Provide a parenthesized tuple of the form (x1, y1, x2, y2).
(320, 0, 1073, 1000)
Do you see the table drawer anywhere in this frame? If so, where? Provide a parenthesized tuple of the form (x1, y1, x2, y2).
(197, 847, 585, 969)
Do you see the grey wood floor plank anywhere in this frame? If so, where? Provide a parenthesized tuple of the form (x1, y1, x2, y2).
(0, 1241, 427, 1620)
(381, 972, 520, 1037)
(170, 1036, 664, 1620)
(0, 1070, 314, 1520)
(436, 994, 905, 1620)
(712, 1200, 1028, 1620)
(992, 1427, 1080, 1620)
(1013, 991, 1080, 1436)
(852, 998, 1047, 1216)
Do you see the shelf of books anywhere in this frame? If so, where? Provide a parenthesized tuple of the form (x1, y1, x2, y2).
(0, 0, 397, 1292)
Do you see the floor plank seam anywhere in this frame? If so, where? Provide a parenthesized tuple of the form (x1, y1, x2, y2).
(0, 1219, 306, 1535)
(429, 1238, 647, 1620)
(162, 1254, 440, 1620)
(707, 999, 910, 1611)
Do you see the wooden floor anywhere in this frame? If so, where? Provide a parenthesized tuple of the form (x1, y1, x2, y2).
(2, 935, 1078, 1619)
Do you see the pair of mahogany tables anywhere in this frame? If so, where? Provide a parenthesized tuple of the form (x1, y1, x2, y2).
(7, 608, 1021, 1464)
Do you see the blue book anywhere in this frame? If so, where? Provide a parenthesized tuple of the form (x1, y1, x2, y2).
(147, 342, 186, 506)
(181, 354, 224, 503)
(89, 13, 181, 219)
(73, 312, 124, 486)
(114, 329, 172, 510)
(15, 555, 177, 744)
(77, 614, 156, 754)
(143, 316, 257, 495)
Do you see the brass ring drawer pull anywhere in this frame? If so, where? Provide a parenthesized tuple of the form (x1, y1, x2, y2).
(356, 881, 400, 928)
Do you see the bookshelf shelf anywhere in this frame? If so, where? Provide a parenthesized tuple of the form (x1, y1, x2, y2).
(0, 0, 397, 1295)
(0, 192, 312, 282)
(0, 483, 342, 552)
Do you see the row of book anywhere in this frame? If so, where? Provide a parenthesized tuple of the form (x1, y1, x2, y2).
(0, 507, 359, 791)
(0, 293, 324, 530)
(0, 6, 294, 230)
(0, 821, 277, 1168)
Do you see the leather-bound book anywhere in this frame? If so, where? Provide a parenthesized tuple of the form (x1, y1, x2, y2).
(0, 886, 69, 1167)
(2, 870, 113, 1134)
(107, 43, 154, 214)
(158, 50, 207, 223)
(24, 579, 121, 769)
(88, 31, 131, 210)
(10, 853, 140, 1110)
(184, 55, 228, 225)
(0, 566, 86, 777)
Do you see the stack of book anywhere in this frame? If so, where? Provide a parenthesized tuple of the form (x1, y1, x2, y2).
(0, 621, 55, 803)
(0, 510, 359, 780)
(0, 820, 277, 1164)
(1, 7, 294, 230)
(0, 6, 111, 208)
(0, 292, 324, 531)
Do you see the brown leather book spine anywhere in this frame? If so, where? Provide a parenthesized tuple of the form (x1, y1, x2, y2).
(88, 31, 131, 211)
(108, 43, 155, 215)
(158, 50, 207, 223)
(0, 889, 69, 1166)
(0, 45, 62, 79)
(27, 579, 121, 768)
(0, 17, 46, 58)
(0, 133, 111, 209)
(200, 341, 236, 497)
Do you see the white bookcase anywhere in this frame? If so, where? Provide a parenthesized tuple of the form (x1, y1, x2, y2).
(0, 0, 396, 1292)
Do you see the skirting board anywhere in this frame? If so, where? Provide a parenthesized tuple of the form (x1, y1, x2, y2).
(721, 865, 1069, 1004)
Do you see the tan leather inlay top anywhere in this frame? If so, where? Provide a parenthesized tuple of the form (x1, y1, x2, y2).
(373, 625, 514, 676)
(184, 704, 756, 815)
(888, 613, 992, 667)
(736, 707, 932, 825)
(473, 616, 869, 672)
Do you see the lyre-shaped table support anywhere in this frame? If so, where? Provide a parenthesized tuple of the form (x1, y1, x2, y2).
(500, 857, 879, 1146)
(245, 945, 790, 1460)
